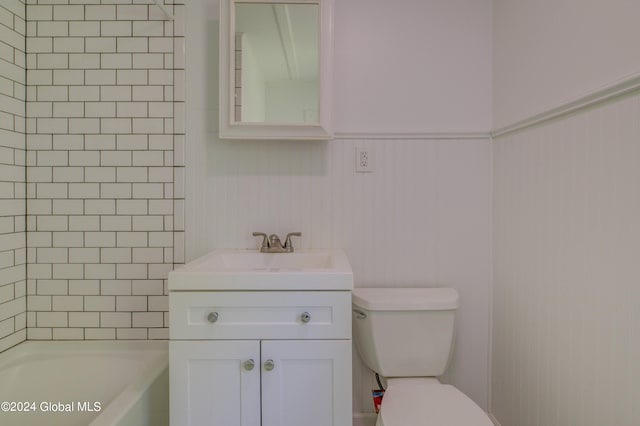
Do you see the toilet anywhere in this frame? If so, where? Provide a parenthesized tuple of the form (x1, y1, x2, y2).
(352, 287, 493, 426)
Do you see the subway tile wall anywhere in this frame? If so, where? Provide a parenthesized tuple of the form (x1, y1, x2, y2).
(0, 0, 27, 353)
(24, 0, 185, 341)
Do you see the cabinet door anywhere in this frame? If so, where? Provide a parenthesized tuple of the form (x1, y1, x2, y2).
(170, 340, 260, 426)
(261, 340, 352, 426)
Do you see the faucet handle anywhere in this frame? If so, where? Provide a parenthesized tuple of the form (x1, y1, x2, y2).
(252, 232, 269, 250)
(284, 232, 301, 250)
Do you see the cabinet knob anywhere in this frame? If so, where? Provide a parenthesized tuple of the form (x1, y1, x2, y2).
(244, 359, 255, 371)
(264, 359, 275, 371)
(207, 312, 219, 323)
(300, 312, 311, 323)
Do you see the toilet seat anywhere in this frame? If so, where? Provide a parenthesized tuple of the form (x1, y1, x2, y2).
(377, 378, 493, 426)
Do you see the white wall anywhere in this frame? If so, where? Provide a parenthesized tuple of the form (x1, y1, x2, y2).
(240, 36, 266, 122)
(334, 0, 492, 134)
(265, 80, 317, 122)
(492, 2, 640, 425)
(186, 0, 492, 415)
(493, 93, 640, 426)
(493, 0, 640, 129)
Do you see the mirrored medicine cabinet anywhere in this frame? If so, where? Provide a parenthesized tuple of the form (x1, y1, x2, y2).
(219, 0, 334, 140)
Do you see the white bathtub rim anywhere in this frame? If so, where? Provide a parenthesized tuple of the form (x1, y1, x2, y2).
(0, 340, 168, 426)
(0, 340, 167, 370)
(89, 346, 168, 426)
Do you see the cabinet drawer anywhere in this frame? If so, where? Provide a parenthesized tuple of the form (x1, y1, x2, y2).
(170, 291, 351, 340)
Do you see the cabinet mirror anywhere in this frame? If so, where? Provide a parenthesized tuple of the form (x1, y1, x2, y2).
(219, 0, 333, 140)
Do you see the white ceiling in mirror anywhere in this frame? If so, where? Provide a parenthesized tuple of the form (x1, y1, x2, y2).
(235, 3, 318, 83)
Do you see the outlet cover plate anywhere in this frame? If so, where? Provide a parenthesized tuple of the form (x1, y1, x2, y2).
(356, 146, 374, 173)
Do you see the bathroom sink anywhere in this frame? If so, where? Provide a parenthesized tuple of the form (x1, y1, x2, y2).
(168, 249, 353, 290)
(213, 251, 333, 270)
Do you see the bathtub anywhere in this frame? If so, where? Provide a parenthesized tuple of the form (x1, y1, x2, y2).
(0, 340, 168, 426)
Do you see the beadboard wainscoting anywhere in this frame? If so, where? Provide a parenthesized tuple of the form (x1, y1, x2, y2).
(0, 0, 27, 354)
(23, 0, 185, 341)
(185, 134, 493, 414)
(492, 90, 640, 425)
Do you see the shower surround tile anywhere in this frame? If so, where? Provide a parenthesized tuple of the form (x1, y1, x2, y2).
(24, 0, 185, 341)
(0, 0, 26, 353)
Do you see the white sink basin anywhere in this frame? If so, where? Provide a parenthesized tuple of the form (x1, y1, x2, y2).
(168, 249, 353, 290)
(214, 251, 333, 270)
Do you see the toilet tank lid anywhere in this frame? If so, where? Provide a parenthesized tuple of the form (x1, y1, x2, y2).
(352, 288, 459, 311)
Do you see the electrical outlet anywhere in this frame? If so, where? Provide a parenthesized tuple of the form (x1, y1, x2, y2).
(356, 146, 374, 173)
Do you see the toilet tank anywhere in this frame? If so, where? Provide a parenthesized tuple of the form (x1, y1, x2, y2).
(352, 288, 458, 378)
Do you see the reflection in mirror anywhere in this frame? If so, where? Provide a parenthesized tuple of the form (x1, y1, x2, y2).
(234, 3, 319, 124)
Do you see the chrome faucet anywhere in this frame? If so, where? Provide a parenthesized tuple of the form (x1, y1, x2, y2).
(252, 232, 301, 253)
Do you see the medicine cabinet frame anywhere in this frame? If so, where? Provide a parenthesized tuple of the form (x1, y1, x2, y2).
(219, 0, 334, 140)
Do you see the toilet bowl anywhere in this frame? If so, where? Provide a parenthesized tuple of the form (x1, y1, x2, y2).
(352, 288, 492, 426)
(375, 378, 492, 425)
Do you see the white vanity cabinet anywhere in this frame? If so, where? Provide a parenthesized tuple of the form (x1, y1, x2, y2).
(170, 340, 261, 426)
(169, 291, 352, 426)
